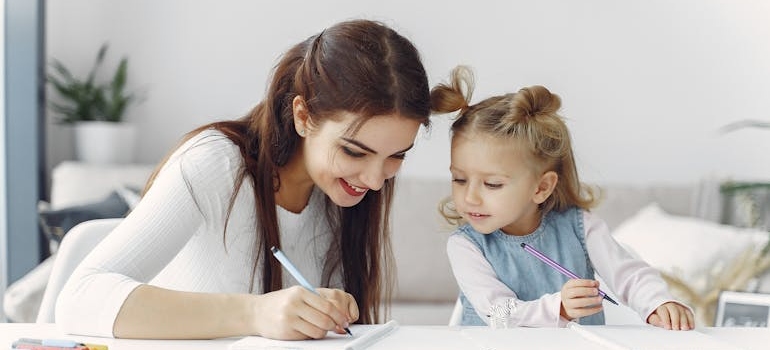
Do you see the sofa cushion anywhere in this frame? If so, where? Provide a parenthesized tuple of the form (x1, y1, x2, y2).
(39, 190, 131, 245)
(613, 203, 768, 293)
(612, 203, 770, 326)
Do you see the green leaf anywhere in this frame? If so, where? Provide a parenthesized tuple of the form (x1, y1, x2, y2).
(46, 42, 136, 124)
(111, 58, 128, 92)
(86, 43, 108, 87)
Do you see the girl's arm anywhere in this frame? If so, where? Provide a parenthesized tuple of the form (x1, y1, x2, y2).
(583, 210, 694, 324)
(447, 235, 568, 327)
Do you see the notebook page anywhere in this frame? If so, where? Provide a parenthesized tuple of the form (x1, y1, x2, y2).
(228, 320, 399, 350)
(567, 323, 745, 350)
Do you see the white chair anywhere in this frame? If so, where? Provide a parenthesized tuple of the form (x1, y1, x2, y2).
(448, 298, 462, 326)
(36, 218, 122, 323)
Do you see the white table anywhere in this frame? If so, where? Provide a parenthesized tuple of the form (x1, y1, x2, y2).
(1, 323, 233, 349)
(2, 323, 768, 349)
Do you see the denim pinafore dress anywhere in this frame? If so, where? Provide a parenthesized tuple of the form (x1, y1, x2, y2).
(456, 207, 605, 326)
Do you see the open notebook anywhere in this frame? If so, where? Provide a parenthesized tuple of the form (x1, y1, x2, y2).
(566, 323, 745, 350)
(228, 320, 399, 350)
(462, 323, 745, 350)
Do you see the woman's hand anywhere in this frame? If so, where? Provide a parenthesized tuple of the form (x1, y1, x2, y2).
(647, 302, 694, 330)
(252, 286, 357, 340)
(317, 287, 359, 332)
(559, 279, 604, 321)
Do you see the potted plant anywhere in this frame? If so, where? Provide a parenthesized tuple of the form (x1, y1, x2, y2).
(47, 43, 137, 164)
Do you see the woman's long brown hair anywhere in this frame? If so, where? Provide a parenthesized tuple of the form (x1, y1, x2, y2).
(144, 20, 431, 324)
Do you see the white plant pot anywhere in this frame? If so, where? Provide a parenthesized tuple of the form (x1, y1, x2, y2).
(73, 121, 136, 164)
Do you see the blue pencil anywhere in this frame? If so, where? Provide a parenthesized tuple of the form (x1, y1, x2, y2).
(271, 246, 354, 336)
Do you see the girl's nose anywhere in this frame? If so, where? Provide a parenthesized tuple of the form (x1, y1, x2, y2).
(464, 184, 482, 205)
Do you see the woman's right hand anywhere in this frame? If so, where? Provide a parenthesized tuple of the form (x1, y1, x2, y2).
(317, 287, 359, 332)
(252, 286, 356, 340)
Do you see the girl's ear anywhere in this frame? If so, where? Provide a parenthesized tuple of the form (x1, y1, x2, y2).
(292, 95, 310, 137)
(533, 171, 558, 204)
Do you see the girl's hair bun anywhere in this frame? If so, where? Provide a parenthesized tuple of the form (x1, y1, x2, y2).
(510, 85, 561, 119)
(430, 65, 474, 114)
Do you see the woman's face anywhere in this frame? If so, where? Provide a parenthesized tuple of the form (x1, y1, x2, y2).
(303, 112, 422, 207)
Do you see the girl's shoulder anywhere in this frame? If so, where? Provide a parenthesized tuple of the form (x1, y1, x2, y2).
(452, 223, 478, 236)
(545, 205, 586, 222)
(451, 223, 488, 245)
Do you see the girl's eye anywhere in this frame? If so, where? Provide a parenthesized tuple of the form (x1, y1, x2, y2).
(391, 152, 407, 160)
(485, 183, 503, 189)
(342, 146, 365, 158)
(452, 178, 467, 184)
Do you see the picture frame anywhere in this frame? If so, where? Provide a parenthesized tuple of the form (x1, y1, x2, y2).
(714, 291, 770, 327)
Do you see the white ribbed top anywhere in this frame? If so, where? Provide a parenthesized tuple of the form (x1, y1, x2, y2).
(56, 129, 339, 337)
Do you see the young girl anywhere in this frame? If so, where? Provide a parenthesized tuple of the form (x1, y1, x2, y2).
(431, 66, 694, 330)
(55, 20, 432, 340)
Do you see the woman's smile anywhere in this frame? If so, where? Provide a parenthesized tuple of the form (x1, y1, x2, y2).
(340, 178, 368, 197)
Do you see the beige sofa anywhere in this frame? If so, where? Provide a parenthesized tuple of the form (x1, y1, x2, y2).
(6, 161, 732, 326)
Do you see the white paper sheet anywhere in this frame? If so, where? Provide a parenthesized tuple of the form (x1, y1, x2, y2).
(228, 320, 399, 350)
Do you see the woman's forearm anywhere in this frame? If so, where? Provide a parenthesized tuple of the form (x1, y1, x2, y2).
(114, 284, 258, 339)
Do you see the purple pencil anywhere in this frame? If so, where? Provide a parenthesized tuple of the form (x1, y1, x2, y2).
(520, 242, 618, 305)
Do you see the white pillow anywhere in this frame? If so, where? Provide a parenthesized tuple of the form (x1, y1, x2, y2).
(612, 203, 769, 295)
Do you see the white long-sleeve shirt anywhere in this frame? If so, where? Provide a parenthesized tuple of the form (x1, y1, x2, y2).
(55, 129, 339, 337)
(447, 210, 683, 327)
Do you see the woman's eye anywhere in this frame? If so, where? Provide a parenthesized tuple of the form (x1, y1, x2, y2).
(342, 146, 365, 158)
(391, 152, 407, 160)
(452, 178, 466, 184)
(485, 183, 503, 189)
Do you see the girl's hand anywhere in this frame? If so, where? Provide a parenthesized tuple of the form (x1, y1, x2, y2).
(647, 302, 694, 330)
(252, 286, 356, 340)
(560, 279, 604, 321)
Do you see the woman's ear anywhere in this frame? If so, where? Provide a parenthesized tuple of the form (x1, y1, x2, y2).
(533, 171, 558, 204)
(292, 95, 310, 137)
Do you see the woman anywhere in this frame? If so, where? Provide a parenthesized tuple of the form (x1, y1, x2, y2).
(56, 19, 432, 340)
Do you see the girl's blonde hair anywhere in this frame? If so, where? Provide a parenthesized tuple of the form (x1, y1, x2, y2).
(431, 66, 598, 225)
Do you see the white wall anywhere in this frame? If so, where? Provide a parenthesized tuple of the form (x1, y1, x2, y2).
(46, 0, 770, 186)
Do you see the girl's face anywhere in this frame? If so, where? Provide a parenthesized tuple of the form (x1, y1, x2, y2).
(449, 132, 552, 236)
(303, 112, 421, 207)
